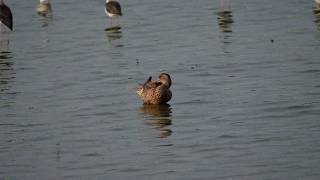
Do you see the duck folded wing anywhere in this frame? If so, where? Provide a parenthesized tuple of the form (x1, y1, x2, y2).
(143, 79, 162, 90)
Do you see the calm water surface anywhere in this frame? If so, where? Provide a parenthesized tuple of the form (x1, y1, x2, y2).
(1, 0, 320, 179)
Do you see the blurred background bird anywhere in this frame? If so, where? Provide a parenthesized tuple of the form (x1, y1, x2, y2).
(0, 0, 13, 31)
(37, 0, 52, 17)
(105, 0, 122, 27)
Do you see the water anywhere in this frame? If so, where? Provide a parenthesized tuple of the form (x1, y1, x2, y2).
(1, 0, 320, 179)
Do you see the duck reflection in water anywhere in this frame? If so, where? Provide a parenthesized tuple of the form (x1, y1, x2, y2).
(314, 0, 320, 31)
(140, 104, 173, 138)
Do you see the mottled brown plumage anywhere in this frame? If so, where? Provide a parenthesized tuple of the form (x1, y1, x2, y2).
(0, 0, 13, 31)
(136, 73, 172, 105)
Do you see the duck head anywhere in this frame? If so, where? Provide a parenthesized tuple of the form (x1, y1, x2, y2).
(158, 73, 171, 88)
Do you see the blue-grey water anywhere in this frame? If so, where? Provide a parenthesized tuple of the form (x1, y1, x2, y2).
(1, 0, 320, 179)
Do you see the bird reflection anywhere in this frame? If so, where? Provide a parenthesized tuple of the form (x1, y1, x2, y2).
(217, 11, 233, 33)
(216, 0, 234, 53)
(0, 51, 14, 92)
(38, 15, 53, 28)
(313, 2, 320, 31)
(105, 28, 123, 47)
(217, 0, 233, 33)
(106, 28, 122, 40)
(0, 34, 10, 51)
(0, 29, 11, 54)
(55, 143, 61, 162)
(140, 104, 173, 138)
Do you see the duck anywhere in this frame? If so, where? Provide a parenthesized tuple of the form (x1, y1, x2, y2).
(136, 73, 172, 105)
(37, 0, 52, 16)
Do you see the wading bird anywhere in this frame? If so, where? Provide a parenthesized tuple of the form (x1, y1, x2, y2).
(37, 0, 52, 16)
(0, 0, 12, 31)
(105, 0, 122, 27)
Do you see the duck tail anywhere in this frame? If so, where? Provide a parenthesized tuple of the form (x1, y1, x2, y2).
(143, 76, 152, 85)
(135, 84, 143, 96)
(135, 76, 152, 96)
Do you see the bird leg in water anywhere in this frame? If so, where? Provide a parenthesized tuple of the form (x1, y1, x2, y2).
(219, 0, 231, 11)
(109, 18, 113, 27)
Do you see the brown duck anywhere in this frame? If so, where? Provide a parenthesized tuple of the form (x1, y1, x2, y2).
(136, 73, 172, 104)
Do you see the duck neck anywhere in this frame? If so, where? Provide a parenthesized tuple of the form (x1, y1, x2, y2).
(160, 80, 171, 88)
